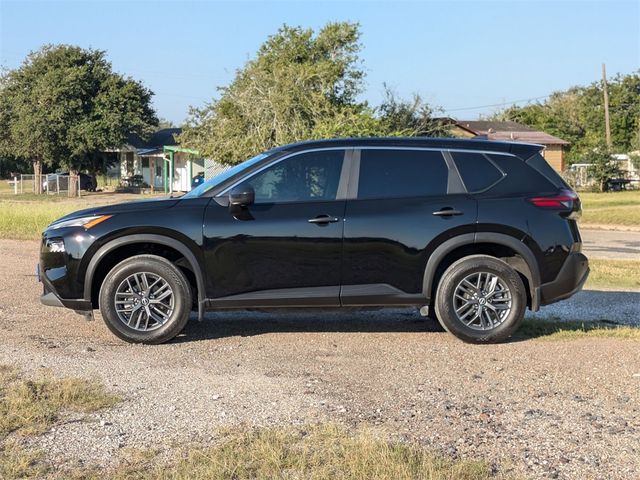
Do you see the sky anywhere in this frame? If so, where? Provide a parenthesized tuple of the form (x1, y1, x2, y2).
(1, 0, 638, 124)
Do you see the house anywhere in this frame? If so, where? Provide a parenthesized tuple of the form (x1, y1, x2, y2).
(441, 119, 570, 172)
(114, 128, 206, 193)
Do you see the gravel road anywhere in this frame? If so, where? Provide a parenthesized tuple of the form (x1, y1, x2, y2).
(581, 228, 640, 260)
(1, 239, 639, 479)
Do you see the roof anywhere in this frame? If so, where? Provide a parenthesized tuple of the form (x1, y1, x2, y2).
(454, 120, 569, 145)
(270, 137, 544, 159)
(124, 128, 182, 151)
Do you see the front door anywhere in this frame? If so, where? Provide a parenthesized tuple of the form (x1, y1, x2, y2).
(341, 148, 477, 305)
(203, 149, 349, 307)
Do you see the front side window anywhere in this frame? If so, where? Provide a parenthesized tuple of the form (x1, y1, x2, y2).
(240, 149, 345, 204)
(357, 149, 448, 199)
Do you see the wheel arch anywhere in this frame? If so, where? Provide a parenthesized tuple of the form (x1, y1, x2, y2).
(422, 232, 541, 311)
(84, 234, 206, 320)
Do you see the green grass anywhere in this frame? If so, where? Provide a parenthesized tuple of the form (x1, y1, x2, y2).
(517, 320, 640, 341)
(579, 190, 640, 227)
(585, 258, 640, 290)
(0, 200, 82, 240)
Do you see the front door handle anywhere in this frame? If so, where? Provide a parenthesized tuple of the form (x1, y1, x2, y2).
(432, 208, 464, 217)
(308, 215, 339, 225)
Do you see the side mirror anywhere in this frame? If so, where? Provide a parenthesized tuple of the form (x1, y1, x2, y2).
(229, 185, 255, 207)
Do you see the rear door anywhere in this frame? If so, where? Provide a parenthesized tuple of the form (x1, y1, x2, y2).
(341, 148, 477, 305)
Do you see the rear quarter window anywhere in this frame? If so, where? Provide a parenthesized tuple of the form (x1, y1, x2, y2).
(451, 151, 504, 192)
(484, 154, 556, 195)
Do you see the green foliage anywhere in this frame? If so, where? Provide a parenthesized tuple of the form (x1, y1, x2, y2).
(377, 85, 450, 137)
(0, 45, 157, 175)
(498, 71, 640, 163)
(583, 145, 622, 191)
(179, 23, 444, 164)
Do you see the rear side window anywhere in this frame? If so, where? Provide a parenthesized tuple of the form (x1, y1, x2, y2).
(451, 152, 503, 192)
(357, 149, 448, 199)
(526, 153, 570, 189)
(485, 154, 555, 195)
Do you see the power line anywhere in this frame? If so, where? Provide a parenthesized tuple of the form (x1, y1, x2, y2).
(442, 95, 551, 113)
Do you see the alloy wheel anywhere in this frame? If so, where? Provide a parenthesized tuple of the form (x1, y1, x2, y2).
(452, 271, 512, 331)
(114, 272, 174, 331)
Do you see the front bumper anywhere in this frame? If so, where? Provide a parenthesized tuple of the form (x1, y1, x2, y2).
(537, 252, 589, 306)
(38, 263, 93, 312)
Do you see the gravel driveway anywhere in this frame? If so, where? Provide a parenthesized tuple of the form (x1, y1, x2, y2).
(1, 239, 639, 479)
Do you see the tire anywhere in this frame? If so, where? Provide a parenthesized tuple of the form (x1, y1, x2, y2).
(99, 254, 192, 344)
(434, 255, 526, 344)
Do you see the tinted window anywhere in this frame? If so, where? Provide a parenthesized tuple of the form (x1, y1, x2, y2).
(240, 150, 344, 203)
(485, 154, 555, 194)
(357, 149, 448, 199)
(526, 153, 570, 189)
(452, 152, 503, 192)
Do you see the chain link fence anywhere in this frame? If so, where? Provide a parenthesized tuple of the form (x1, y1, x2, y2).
(13, 174, 80, 196)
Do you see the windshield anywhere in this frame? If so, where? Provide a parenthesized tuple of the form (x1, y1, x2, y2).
(181, 153, 270, 198)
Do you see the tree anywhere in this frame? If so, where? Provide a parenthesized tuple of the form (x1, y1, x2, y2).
(0, 45, 157, 194)
(584, 145, 621, 192)
(377, 85, 450, 137)
(497, 71, 640, 164)
(179, 23, 445, 164)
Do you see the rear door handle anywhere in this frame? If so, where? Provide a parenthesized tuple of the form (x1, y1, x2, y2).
(308, 215, 339, 225)
(432, 208, 463, 217)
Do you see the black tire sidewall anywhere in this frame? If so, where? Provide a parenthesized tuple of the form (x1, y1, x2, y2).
(435, 256, 526, 343)
(99, 255, 192, 344)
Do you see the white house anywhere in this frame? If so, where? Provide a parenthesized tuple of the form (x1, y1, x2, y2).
(114, 128, 206, 193)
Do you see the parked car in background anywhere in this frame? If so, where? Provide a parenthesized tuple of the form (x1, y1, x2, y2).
(192, 172, 205, 189)
(38, 138, 588, 345)
(43, 172, 97, 192)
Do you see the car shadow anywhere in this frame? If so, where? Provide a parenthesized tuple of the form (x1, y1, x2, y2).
(171, 289, 640, 344)
(172, 308, 444, 343)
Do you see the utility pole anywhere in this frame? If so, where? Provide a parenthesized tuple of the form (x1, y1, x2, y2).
(601, 63, 612, 148)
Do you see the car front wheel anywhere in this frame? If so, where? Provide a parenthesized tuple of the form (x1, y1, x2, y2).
(434, 255, 526, 343)
(99, 255, 192, 344)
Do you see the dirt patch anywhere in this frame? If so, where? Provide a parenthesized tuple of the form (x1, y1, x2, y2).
(1, 239, 639, 479)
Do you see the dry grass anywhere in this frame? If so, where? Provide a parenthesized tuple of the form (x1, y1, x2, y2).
(0, 366, 118, 479)
(0, 365, 118, 439)
(0, 367, 496, 480)
(585, 258, 640, 290)
(64, 424, 494, 480)
(517, 320, 640, 341)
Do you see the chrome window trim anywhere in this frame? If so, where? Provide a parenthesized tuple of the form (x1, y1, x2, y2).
(216, 147, 351, 201)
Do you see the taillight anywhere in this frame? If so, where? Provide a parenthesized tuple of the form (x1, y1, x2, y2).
(528, 189, 578, 208)
(528, 189, 581, 219)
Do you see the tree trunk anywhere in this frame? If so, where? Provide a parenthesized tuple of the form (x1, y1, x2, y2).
(32, 159, 42, 195)
(68, 168, 79, 197)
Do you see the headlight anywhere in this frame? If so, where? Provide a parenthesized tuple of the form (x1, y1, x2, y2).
(49, 215, 112, 230)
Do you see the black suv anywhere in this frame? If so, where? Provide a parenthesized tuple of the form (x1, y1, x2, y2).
(39, 138, 589, 344)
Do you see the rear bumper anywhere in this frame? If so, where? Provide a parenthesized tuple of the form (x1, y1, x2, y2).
(537, 252, 589, 306)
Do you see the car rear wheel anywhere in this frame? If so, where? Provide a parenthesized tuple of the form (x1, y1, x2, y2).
(434, 255, 526, 343)
(99, 255, 192, 344)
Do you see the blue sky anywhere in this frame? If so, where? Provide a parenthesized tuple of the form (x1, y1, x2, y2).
(1, 0, 638, 124)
